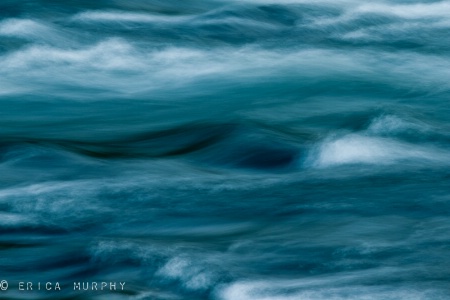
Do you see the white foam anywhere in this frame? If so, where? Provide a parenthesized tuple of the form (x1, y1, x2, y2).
(354, 2, 450, 20)
(73, 10, 189, 23)
(2, 38, 450, 98)
(367, 115, 429, 135)
(157, 257, 216, 290)
(309, 1, 450, 29)
(0, 18, 70, 45)
(218, 0, 450, 21)
(0, 19, 49, 37)
(307, 134, 447, 168)
(0, 181, 106, 228)
(0, 45, 359, 95)
(217, 278, 446, 300)
(73, 9, 277, 31)
(2, 38, 139, 70)
(90, 241, 221, 295)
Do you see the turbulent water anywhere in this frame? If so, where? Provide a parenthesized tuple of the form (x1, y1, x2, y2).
(1, 1, 450, 299)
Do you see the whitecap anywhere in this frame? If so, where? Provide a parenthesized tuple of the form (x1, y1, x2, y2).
(306, 134, 447, 168)
(217, 277, 447, 300)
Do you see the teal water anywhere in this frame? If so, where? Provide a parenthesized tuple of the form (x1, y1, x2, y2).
(1, 1, 450, 299)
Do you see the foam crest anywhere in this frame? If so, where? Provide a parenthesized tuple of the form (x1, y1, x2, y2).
(0, 42, 284, 96)
(310, 1, 450, 30)
(0, 39, 147, 95)
(0, 19, 50, 37)
(1, 39, 450, 98)
(73, 10, 189, 23)
(0, 18, 69, 45)
(3, 38, 138, 70)
(217, 278, 446, 300)
(307, 134, 447, 168)
(354, 2, 450, 19)
(91, 240, 221, 292)
(367, 115, 429, 135)
(0, 181, 106, 228)
(157, 257, 217, 290)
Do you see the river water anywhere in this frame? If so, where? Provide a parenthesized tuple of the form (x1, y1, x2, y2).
(1, 1, 450, 299)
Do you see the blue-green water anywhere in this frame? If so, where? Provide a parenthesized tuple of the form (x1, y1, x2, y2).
(1, 1, 450, 299)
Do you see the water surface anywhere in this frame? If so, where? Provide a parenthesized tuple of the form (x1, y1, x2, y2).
(1, 1, 450, 299)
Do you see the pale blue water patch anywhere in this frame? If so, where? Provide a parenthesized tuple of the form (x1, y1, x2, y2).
(1, 1, 450, 299)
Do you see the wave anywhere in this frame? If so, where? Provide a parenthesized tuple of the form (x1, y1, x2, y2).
(1, 113, 448, 174)
(0, 19, 51, 38)
(0, 181, 106, 228)
(217, 276, 448, 300)
(229, 0, 450, 20)
(0, 18, 78, 47)
(2, 41, 450, 101)
(90, 240, 229, 297)
(366, 115, 429, 135)
(3, 1, 450, 52)
(72, 8, 294, 29)
(72, 10, 190, 24)
(157, 256, 219, 291)
(352, 2, 450, 20)
(306, 134, 449, 168)
(305, 112, 450, 168)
